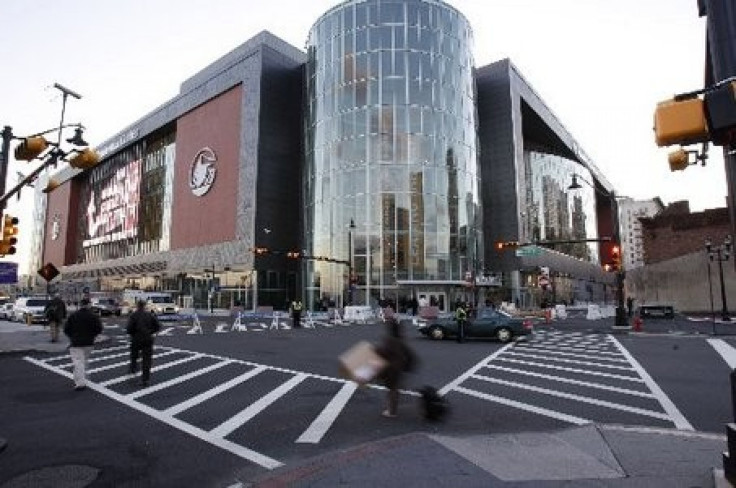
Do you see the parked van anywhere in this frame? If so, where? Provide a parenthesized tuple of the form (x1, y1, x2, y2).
(121, 290, 179, 316)
(13, 296, 50, 324)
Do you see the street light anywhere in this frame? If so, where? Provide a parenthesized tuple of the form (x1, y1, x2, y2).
(347, 218, 356, 306)
(705, 236, 732, 322)
(568, 173, 628, 327)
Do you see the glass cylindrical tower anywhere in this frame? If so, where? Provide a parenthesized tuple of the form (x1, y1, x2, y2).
(305, 0, 481, 308)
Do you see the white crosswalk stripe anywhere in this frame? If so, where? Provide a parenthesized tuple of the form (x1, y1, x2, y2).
(22, 342, 389, 470)
(440, 330, 693, 430)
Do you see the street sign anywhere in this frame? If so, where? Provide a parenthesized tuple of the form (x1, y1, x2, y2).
(515, 246, 542, 257)
(37, 262, 60, 282)
(0, 261, 18, 284)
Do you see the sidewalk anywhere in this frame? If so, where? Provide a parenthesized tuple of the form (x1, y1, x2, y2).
(248, 424, 728, 487)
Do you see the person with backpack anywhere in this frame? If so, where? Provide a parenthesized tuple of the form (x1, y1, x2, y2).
(375, 317, 416, 418)
(45, 293, 67, 343)
(126, 300, 161, 386)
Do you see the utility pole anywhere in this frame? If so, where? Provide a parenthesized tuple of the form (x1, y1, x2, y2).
(700, 1, 736, 268)
(0, 126, 12, 213)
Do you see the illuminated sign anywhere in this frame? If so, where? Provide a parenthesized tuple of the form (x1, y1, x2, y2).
(83, 158, 142, 248)
(51, 214, 61, 241)
(189, 147, 217, 197)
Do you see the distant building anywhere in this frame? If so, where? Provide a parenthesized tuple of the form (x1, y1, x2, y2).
(640, 202, 731, 264)
(617, 197, 664, 270)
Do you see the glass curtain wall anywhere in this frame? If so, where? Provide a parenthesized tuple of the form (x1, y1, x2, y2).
(523, 146, 599, 263)
(305, 0, 481, 308)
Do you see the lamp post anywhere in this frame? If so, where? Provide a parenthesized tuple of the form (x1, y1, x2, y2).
(347, 218, 356, 306)
(705, 236, 732, 322)
(568, 174, 628, 327)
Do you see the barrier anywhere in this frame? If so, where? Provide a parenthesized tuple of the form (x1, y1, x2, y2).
(231, 312, 248, 332)
(187, 313, 203, 334)
(586, 304, 603, 320)
(304, 311, 316, 328)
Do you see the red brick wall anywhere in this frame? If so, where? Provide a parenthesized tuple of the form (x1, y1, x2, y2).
(170, 86, 242, 249)
(641, 207, 731, 264)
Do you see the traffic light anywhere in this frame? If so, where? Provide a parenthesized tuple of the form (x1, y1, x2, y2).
(251, 247, 269, 255)
(611, 244, 622, 271)
(14, 136, 48, 161)
(0, 215, 19, 256)
(286, 251, 301, 259)
(495, 241, 520, 250)
(68, 148, 100, 170)
(704, 81, 736, 146)
(667, 149, 689, 172)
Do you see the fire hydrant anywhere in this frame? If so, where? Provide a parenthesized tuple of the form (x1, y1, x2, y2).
(544, 308, 552, 324)
(633, 316, 643, 332)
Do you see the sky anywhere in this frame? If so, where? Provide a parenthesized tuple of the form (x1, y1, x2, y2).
(0, 0, 726, 274)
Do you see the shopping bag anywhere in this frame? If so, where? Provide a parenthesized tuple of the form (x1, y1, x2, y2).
(338, 340, 387, 385)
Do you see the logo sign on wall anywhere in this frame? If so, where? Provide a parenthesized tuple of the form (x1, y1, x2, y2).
(189, 147, 217, 197)
(51, 213, 61, 241)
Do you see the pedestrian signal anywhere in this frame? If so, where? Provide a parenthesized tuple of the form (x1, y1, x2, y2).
(667, 149, 689, 171)
(14, 136, 48, 161)
(68, 148, 100, 170)
(653, 98, 709, 147)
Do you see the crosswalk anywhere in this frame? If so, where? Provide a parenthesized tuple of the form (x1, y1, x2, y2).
(24, 341, 390, 470)
(440, 330, 695, 430)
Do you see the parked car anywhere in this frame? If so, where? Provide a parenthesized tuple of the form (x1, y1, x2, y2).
(90, 297, 121, 316)
(0, 302, 14, 320)
(13, 296, 51, 324)
(416, 308, 533, 343)
(145, 295, 179, 315)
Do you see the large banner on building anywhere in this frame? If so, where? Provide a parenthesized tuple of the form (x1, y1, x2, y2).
(83, 158, 142, 248)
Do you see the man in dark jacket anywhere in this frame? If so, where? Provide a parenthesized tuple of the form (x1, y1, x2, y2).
(126, 300, 161, 386)
(63, 298, 103, 390)
(45, 293, 67, 343)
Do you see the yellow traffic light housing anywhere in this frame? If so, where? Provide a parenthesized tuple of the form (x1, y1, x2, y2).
(653, 98, 709, 147)
(68, 148, 100, 170)
(0, 215, 19, 256)
(42, 178, 61, 194)
(667, 149, 690, 171)
(611, 244, 622, 271)
(14, 136, 48, 161)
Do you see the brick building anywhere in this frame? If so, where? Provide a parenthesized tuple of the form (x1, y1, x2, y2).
(640, 202, 731, 264)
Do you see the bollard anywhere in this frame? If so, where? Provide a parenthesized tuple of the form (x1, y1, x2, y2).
(25, 314, 32, 326)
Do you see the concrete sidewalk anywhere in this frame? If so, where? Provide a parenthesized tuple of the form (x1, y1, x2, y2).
(250, 424, 729, 487)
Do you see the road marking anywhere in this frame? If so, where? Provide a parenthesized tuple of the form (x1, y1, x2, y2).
(87, 350, 181, 374)
(503, 351, 635, 371)
(296, 382, 358, 444)
(518, 342, 622, 357)
(438, 343, 516, 396)
(23, 356, 283, 470)
(482, 364, 654, 398)
(608, 335, 693, 430)
(454, 385, 590, 425)
(470, 374, 672, 421)
(211, 374, 308, 438)
(128, 360, 233, 400)
(164, 366, 268, 416)
(511, 345, 629, 363)
(497, 357, 644, 382)
(98, 351, 200, 385)
(707, 339, 736, 369)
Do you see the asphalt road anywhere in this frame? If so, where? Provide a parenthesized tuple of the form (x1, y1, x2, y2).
(1, 314, 735, 487)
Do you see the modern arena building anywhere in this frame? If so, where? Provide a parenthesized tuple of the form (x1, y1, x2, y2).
(35, 0, 616, 313)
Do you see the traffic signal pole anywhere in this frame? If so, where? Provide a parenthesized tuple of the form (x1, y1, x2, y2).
(0, 126, 11, 213)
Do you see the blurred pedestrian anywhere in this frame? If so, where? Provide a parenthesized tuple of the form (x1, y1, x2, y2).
(290, 299, 303, 328)
(126, 300, 161, 386)
(375, 318, 416, 418)
(63, 298, 103, 391)
(626, 296, 635, 318)
(45, 292, 67, 343)
(455, 302, 467, 343)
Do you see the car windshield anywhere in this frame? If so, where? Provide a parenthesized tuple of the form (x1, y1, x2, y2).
(148, 296, 171, 303)
(26, 299, 49, 307)
(97, 299, 115, 305)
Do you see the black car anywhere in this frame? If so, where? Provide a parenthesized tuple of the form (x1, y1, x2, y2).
(416, 308, 533, 343)
(90, 298, 121, 316)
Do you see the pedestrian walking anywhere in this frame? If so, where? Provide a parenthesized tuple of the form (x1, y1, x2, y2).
(626, 296, 635, 318)
(44, 293, 67, 343)
(126, 300, 161, 386)
(455, 302, 467, 343)
(375, 318, 416, 418)
(290, 299, 303, 328)
(63, 298, 103, 391)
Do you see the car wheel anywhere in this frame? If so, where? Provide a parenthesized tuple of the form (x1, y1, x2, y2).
(496, 327, 513, 343)
(429, 326, 445, 340)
